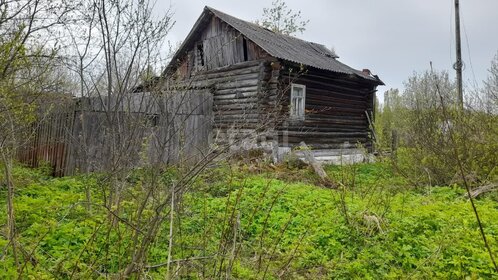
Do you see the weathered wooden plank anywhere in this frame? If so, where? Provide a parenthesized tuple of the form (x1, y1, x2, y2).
(18, 91, 214, 176)
(213, 92, 258, 100)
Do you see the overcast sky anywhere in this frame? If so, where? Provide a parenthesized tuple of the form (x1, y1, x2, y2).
(158, 0, 498, 94)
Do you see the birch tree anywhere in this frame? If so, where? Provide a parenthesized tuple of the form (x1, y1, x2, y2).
(259, 0, 309, 35)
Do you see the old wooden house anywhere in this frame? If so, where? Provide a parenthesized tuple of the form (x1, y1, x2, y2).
(19, 6, 384, 176)
(164, 6, 384, 160)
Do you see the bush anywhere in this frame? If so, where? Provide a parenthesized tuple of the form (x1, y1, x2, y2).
(376, 70, 498, 187)
(3, 164, 498, 278)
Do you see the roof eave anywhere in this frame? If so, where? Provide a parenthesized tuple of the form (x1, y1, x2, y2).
(282, 59, 384, 85)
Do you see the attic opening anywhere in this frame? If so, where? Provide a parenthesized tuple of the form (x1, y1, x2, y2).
(242, 37, 248, 61)
(196, 43, 205, 67)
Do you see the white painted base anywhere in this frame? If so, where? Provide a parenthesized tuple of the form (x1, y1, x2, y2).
(279, 148, 374, 165)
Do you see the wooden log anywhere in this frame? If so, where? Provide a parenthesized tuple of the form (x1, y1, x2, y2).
(215, 79, 259, 90)
(305, 105, 367, 114)
(282, 76, 369, 97)
(284, 126, 368, 133)
(284, 131, 368, 137)
(215, 119, 260, 124)
(288, 137, 367, 144)
(194, 59, 263, 75)
(281, 66, 375, 88)
(214, 113, 260, 121)
(212, 103, 258, 111)
(213, 91, 258, 100)
(306, 94, 366, 106)
(302, 118, 366, 126)
(213, 109, 259, 116)
(467, 184, 498, 199)
(298, 142, 335, 188)
(172, 67, 261, 89)
(216, 86, 259, 95)
(215, 97, 259, 105)
(201, 72, 260, 84)
(285, 143, 371, 149)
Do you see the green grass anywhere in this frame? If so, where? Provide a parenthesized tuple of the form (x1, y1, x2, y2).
(1, 162, 498, 279)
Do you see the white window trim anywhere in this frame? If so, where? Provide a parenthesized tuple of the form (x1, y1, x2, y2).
(290, 83, 306, 120)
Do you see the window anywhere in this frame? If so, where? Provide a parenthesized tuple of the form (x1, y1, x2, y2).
(290, 83, 306, 119)
(242, 38, 248, 61)
(146, 114, 159, 127)
(196, 43, 205, 70)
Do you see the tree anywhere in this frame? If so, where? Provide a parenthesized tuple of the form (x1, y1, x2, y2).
(259, 0, 309, 35)
(62, 1, 191, 277)
(375, 88, 403, 150)
(402, 70, 456, 110)
(0, 0, 75, 274)
(61, 0, 174, 177)
(483, 50, 498, 114)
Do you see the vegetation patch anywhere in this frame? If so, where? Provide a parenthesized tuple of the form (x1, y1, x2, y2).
(1, 163, 497, 278)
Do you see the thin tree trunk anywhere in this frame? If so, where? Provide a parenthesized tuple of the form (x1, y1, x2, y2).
(2, 155, 19, 273)
(166, 184, 175, 279)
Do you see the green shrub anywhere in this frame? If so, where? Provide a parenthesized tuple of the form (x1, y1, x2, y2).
(1, 164, 498, 278)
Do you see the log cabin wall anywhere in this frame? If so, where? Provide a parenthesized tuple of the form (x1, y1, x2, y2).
(169, 14, 279, 150)
(258, 59, 283, 146)
(276, 62, 377, 150)
(169, 59, 274, 150)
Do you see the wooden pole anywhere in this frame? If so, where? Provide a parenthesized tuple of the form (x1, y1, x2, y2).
(454, 0, 464, 109)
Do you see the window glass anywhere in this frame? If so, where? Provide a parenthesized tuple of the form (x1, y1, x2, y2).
(290, 84, 305, 119)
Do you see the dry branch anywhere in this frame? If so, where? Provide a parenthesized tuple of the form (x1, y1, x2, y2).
(466, 184, 498, 199)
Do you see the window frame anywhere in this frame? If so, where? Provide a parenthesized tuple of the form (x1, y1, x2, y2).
(290, 83, 306, 120)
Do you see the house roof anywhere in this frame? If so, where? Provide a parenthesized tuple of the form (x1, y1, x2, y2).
(166, 6, 383, 84)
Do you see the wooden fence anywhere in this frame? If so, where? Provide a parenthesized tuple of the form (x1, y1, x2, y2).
(17, 109, 76, 176)
(18, 91, 213, 176)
